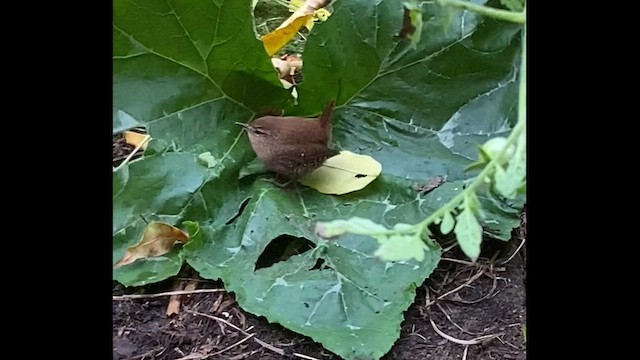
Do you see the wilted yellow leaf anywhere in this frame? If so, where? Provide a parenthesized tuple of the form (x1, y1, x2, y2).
(262, 14, 313, 56)
(114, 222, 189, 268)
(299, 151, 382, 195)
(123, 131, 150, 150)
(287, 0, 332, 30)
(263, 0, 332, 56)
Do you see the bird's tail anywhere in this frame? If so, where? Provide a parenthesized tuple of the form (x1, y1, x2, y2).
(320, 99, 336, 128)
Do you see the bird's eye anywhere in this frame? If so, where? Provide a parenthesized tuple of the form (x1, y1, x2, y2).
(252, 127, 268, 136)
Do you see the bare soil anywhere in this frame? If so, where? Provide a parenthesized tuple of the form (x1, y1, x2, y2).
(113, 136, 526, 360)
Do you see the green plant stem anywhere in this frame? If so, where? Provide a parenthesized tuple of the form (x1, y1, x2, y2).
(518, 26, 526, 130)
(414, 28, 526, 238)
(437, 0, 526, 24)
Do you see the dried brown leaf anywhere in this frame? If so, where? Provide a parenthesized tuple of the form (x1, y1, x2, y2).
(114, 222, 189, 268)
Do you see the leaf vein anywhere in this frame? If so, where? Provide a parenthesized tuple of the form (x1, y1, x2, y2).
(165, 0, 207, 67)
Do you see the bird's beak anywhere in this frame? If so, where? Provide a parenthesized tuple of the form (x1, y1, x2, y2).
(235, 122, 249, 130)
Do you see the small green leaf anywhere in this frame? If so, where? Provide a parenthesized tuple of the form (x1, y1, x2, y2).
(182, 221, 201, 241)
(477, 188, 524, 241)
(315, 217, 390, 238)
(197, 152, 219, 168)
(374, 233, 428, 262)
(464, 191, 481, 213)
(465, 159, 487, 172)
(440, 211, 455, 234)
(494, 132, 526, 199)
(316, 218, 427, 262)
(480, 137, 514, 165)
(494, 165, 516, 198)
(454, 208, 482, 261)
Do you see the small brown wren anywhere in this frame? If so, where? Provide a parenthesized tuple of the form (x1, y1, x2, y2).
(236, 100, 336, 181)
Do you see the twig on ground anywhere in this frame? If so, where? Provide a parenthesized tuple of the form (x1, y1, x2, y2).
(187, 310, 320, 360)
(448, 276, 499, 304)
(129, 347, 164, 359)
(173, 334, 255, 360)
(167, 279, 198, 316)
(113, 288, 225, 300)
(293, 352, 322, 360)
(500, 237, 526, 265)
(208, 333, 255, 357)
(188, 310, 245, 333)
(435, 302, 483, 335)
(254, 338, 285, 355)
(441, 257, 480, 266)
(426, 268, 486, 306)
(409, 332, 429, 343)
(497, 336, 521, 350)
(228, 350, 261, 360)
(408, 324, 429, 342)
(442, 242, 458, 253)
(462, 345, 469, 360)
(429, 317, 502, 345)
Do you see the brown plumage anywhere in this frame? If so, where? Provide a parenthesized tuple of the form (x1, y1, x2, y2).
(237, 100, 336, 180)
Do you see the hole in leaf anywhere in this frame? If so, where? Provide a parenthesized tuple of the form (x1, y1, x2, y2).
(355, 174, 367, 178)
(310, 258, 325, 270)
(225, 197, 251, 225)
(254, 235, 315, 271)
(308, 257, 333, 271)
(304, 302, 309, 308)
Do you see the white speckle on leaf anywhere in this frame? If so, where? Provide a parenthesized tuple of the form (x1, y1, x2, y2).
(347, 324, 361, 330)
(413, 265, 419, 270)
(274, 277, 289, 286)
(385, 262, 394, 271)
(226, 247, 241, 254)
(436, 112, 460, 149)
(241, 234, 255, 246)
(255, 297, 264, 302)
(329, 283, 341, 293)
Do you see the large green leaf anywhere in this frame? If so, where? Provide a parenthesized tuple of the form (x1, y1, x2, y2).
(185, 176, 442, 359)
(113, 0, 291, 135)
(113, 0, 524, 359)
